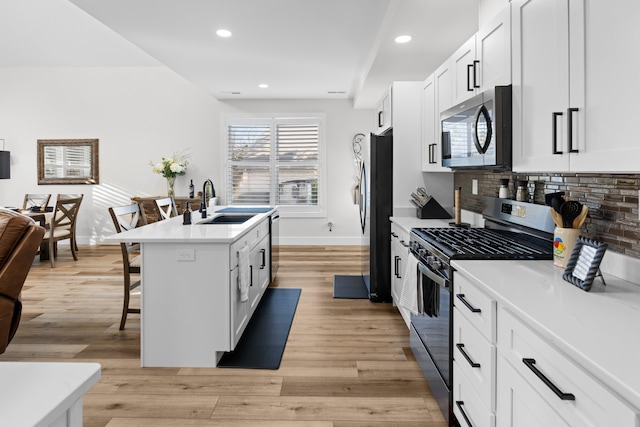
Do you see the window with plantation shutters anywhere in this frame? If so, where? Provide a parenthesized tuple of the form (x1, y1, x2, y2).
(225, 115, 324, 216)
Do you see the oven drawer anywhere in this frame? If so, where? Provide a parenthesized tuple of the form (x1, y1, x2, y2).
(453, 360, 496, 427)
(454, 306, 496, 412)
(498, 308, 638, 427)
(453, 272, 496, 343)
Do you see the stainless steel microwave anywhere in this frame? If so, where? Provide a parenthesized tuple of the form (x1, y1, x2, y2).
(441, 85, 512, 170)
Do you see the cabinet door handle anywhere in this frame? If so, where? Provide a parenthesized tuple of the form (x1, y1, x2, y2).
(552, 112, 563, 154)
(467, 64, 474, 92)
(378, 111, 384, 128)
(522, 358, 575, 401)
(456, 293, 481, 313)
(428, 143, 437, 164)
(456, 343, 481, 368)
(472, 60, 480, 88)
(567, 107, 579, 153)
(394, 255, 401, 278)
(260, 248, 266, 269)
(400, 240, 409, 248)
(391, 232, 398, 238)
(249, 265, 253, 287)
(455, 401, 474, 427)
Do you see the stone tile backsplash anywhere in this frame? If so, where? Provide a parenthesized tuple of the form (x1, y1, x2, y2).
(454, 171, 640, 258)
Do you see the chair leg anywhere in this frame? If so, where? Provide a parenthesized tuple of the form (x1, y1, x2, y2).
(49, 239, 55, 268)
(120, 274, 131, 330)
(70, 237, 78, 261)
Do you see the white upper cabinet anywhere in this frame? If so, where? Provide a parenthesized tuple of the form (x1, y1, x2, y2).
(375, 87, 392, 135)
(512, 0, 640, 172)
(451, 5, 512, 106)
(421, 74, 451, 172)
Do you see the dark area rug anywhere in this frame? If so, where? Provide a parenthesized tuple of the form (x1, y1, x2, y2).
(333, 275, 369, 299)
(218, 287, 301, 369)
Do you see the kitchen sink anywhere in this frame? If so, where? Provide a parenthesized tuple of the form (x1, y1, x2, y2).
(199, 214, 256, 225)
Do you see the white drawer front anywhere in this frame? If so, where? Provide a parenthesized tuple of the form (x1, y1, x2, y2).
(391, 222, 410, 246)
(454, 306, 496, 412)
(453, 273, 496, 343)
(498, 308, 638, 427)
(453, 360, 496, 427)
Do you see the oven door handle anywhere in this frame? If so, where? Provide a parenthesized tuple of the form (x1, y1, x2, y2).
(417, 261, 448, 288)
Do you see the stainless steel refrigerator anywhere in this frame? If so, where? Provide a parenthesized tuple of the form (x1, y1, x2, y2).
(359, 130, 393, 302)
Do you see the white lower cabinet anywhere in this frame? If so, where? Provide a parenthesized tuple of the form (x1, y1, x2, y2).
(454, 272, 639, 427)
(390, 222, 410, 327)
(453, 272, 497, 426)
(497, 307, 637, 427)
(454, 361, 496, 427)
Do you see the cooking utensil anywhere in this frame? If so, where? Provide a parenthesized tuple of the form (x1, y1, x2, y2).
(550, 208, 564, 228)
(560, 201, 582, 228)
(545, 191, 565, 213)
(572, 205, 588, 229)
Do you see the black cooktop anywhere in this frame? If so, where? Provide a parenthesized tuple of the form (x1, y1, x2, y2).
(411, 227, 553, 260)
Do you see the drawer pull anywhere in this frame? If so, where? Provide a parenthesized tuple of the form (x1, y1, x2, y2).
(391, 232, 398, 238)
(455, 401, 474, 427)
(522, 358, 575, 401)
(456, 293, 481, 313)
(456, 343, 480, 368)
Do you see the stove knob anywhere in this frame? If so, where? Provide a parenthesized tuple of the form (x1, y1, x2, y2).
(417, 248, 427, 257)
(427, 256, 442, 270)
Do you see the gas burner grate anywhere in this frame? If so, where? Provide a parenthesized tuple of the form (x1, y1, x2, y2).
(412, 227, 553, 260)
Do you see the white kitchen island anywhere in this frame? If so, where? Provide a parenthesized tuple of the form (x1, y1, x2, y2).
(106, 206, 275, 367)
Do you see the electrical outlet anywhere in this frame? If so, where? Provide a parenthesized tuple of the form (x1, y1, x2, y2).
(177, 248, 195, 262)
(472, 179, 478, 195)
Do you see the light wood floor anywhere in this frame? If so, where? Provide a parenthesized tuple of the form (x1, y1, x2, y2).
(3, 244, 446, 427)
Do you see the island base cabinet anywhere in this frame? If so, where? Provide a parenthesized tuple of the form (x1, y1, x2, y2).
(497, 308, 638, 427)
(230, 265, 248, 349)
(141, 242, 231, 367)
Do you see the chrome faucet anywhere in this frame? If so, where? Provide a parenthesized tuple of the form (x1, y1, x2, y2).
(200, 179, 216, 218)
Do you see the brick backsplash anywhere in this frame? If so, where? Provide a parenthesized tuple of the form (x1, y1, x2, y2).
(454, 171, 640, 258)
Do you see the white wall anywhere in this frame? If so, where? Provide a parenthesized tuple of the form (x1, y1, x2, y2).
(0, 66, 374, 245)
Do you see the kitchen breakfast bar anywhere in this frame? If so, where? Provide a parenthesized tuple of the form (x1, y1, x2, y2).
(106, 206, 276, 368)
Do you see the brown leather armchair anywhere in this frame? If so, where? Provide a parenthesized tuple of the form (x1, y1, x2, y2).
(0, 209, 45, 354)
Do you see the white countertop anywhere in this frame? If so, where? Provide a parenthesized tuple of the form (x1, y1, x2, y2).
(391, 209, 484, 234)
(451, 258, 640, 410)
(106, 206, 276, 244)
(0, 361, 101, 426)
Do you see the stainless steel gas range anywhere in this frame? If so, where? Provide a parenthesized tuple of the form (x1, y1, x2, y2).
(408, 198, 555, 426)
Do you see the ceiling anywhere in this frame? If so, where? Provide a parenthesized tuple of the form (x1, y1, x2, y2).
(0, 0, 480, 109)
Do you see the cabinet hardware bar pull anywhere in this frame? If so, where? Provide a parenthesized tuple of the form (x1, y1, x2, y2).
(456, 293, 481, 313)
(552, 112, 563, 154)
(394, 256, 401, 278)
(567, 107, 579, 153)
(391, 232, 398, 238)
(249, 265, 253, 287)
(456, 343, 481, 368)
(467, 64, 474, 92)
(429, 143, 437, 164)
(473, 60, 480, 88)
(522, 358, 575, 400)
(378, 111, 384, 128)
(400, 240, 409, 248)
(260, 248, 266, 269)
(455, 401, 474, 427)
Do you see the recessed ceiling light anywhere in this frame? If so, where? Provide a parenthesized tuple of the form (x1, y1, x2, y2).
(216, 29, 232, 38)
(259, 84, 269, 89)
(394, 35, 412, 44)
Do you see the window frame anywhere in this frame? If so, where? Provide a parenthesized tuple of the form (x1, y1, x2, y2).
(222, 113, 326, 218)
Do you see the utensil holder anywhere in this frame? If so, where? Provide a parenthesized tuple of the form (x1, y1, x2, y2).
(553, 227, 581, 268)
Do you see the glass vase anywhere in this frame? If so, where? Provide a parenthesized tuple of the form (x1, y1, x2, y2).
(166, 176, 176, 197)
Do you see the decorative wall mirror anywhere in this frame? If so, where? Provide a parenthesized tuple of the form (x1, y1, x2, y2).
(37, 139, 99, 185)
